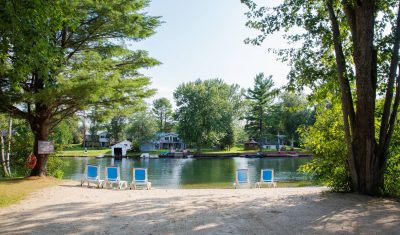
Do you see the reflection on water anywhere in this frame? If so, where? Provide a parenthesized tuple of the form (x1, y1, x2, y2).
(62, 157, 312, 188)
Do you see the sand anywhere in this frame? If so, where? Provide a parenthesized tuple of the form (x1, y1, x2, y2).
(0, 182, 399, 235)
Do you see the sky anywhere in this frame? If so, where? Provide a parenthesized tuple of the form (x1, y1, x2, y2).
(135, 0, 291, 104)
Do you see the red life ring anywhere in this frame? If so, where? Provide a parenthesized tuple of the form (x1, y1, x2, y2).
(26, 153, 37, 169)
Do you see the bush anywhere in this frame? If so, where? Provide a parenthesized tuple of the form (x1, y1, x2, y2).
(46, 155, 68, 179)
(9, 123, 33, 177)
(298, 100, 352, 192)
(384, 118, 400, 197)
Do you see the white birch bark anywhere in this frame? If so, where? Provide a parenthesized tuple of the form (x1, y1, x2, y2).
(6, 116, 12, 175)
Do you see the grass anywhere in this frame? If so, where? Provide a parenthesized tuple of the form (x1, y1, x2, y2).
(0, 177, 60, 208)
(60, 143, 111, 157)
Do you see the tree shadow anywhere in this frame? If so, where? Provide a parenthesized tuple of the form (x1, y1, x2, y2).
(0, 189, 399, 234)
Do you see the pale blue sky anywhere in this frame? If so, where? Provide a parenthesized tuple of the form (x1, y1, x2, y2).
(136, 0, 290, 103)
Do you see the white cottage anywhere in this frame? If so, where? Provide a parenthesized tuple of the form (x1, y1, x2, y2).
(111, 140, 132, 157)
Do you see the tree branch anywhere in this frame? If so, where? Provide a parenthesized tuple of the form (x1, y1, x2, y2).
(379, 2, 400, 153)
(384, 65, 400, 156)
(327, 0, 358, 188)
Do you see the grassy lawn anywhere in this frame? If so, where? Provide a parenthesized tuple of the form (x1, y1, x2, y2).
(0, 177, 60, 208)
(60, 144, 111, 157)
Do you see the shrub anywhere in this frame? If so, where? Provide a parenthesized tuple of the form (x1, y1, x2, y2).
(46, 155, 68, 179)
(298, 100, 352, 192)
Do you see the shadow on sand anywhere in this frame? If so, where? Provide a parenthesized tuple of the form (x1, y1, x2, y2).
(0, 187, 399, 235)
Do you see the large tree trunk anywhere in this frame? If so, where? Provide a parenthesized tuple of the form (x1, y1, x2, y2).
(351, 1, 384, 195)
(30, 119, 50, 177)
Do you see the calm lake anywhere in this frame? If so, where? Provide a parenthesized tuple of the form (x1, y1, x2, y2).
(62, 157, 312, 188)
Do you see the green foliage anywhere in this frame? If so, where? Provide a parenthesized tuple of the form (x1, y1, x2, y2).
(0, 0, 161, 174)
(174, 79, 244, 151)
(46, 155, 68, 179)
(152, 98, 174, 133)
(298, 98, 351, 192)
(241, 0, 398, 91)
(267, 91, 315, 147)
(126, 109, 157, 150)
(107, 115, 127, 144)
(50, 117, 80, 151)
(244, 73, 278, 145)
(9, 122, 33, 177)
(383, 117, 400, 197)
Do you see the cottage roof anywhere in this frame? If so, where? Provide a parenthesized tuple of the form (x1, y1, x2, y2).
(157, 132, 179, 138)
(245, 139, 258, 144)
(85, 130, 108, 136)
(111, 140, 132, 148)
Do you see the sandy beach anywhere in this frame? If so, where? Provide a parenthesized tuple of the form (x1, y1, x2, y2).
(0, 182, 399, 235)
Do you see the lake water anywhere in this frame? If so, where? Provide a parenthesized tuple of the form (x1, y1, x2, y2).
(62, 157, 312, 188)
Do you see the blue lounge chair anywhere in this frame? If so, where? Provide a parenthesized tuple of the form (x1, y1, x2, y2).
(130, 168, 152, 190)
(255, 169, 277, 188)
(80, 165, 104, 188)
(233, 169, 251, 189)
(104, 166, 128, 189)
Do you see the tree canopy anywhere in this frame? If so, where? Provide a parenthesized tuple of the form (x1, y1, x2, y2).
(244, 73, 278, 147)
(152, 98, 174, 133)
(126, 109, 157, 150)
(174, 79, 244, 151)
(0, 0, 160, 176)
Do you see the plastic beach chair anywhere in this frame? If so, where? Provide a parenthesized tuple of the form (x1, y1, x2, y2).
(233, 169, 251, 189)
(130, 168, 152, 190)
(80, 165, 104, 188)
(104, 166, 128, 189)
(255, 169, 277, 188)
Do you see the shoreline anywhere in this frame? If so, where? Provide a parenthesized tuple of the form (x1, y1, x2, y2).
(59, 151, 313, 158)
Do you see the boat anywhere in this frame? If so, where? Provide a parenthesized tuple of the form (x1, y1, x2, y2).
(95, 154, 105, 158)
(140, 153, 159, 159)
(140, 153, 150, 158)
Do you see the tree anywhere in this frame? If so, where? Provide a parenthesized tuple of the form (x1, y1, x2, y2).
(126, 110, 157, 150)
(269, 91, 315, 147)
(107, 115, 127, 144)
(0, 1, 160, 176)
(174, 79, 243, 152)
(244, 73, 278, 149)
(152, 98, 173, 133)
(50, 116, 79, 151)
(242, 0, 400, 195)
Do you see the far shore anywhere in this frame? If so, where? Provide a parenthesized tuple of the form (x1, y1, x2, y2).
(59, 149, 312, 158)
(0, 181, 398, 235)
